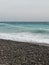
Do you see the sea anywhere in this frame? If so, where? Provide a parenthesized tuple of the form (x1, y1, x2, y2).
(0, 22, 49, 44)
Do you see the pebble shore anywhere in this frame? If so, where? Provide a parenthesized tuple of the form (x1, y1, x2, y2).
(0, 39, 49, 65)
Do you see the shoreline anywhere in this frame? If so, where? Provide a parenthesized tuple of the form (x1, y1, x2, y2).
(0, 39, 49, 46)
(0, 39, 49, 65)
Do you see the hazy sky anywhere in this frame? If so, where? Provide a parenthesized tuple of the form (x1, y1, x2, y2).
(0, 0, 49, 21)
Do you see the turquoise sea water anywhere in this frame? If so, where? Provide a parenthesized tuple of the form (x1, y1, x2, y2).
(0, 22, 49, 43)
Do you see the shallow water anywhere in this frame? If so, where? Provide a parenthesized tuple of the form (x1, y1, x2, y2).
(0, 22, 49, 43)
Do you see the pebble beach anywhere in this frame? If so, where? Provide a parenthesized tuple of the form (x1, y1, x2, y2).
(0, 39, 49, 65)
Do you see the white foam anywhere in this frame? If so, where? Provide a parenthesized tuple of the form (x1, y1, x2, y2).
(0, 32, 49, 44)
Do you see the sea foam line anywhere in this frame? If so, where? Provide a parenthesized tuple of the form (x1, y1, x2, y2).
(0, 32, 49, 44)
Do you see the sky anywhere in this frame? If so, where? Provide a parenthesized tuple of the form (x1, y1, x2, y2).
(0, 0, 49, 21)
